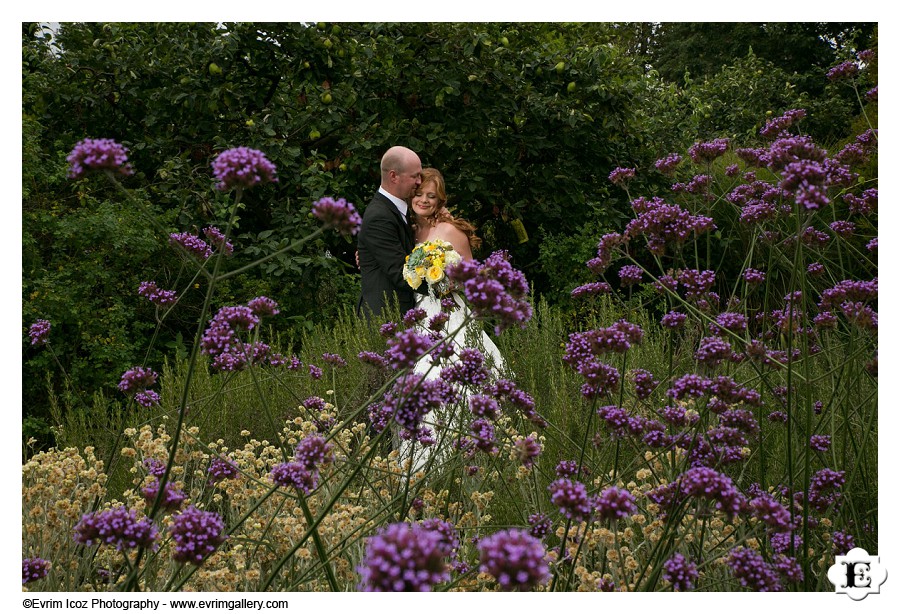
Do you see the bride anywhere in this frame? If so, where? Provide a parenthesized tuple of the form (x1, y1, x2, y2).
(401, 167, 507, 474)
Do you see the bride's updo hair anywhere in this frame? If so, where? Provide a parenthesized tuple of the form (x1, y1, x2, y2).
(415, 167, 482, 250)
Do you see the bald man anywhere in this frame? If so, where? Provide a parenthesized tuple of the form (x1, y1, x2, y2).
(357, 146, 425, 318)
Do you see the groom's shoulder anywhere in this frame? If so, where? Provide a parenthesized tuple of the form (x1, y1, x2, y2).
(363, 192, 393, 217)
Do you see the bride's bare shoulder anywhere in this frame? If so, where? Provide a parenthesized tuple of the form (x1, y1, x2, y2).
(432, 223, 472, 259)
(434, 221, 467, 240)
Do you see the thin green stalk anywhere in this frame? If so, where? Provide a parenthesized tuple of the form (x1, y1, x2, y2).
(123, 187, 244, 591)
(260, 426, 391, 591)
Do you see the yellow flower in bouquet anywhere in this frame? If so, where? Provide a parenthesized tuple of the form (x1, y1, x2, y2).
(426, 265, 444, 283)
(405, 239, 460, 297)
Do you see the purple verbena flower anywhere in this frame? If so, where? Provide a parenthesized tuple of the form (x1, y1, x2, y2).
(212, 147, 277, 191)
(624, 200, 715, 256)
(843, 188, 878, 216)
(744, 269, 766, 285)
(832, 530, 856, 556)
(419, 518, 460, 559)
(118, 366, 158, 394)
(663, 553, 698, 591)
(631, 368, 658, 400)
(512, 435, 542, 468)
(169, 232, 213, 260)
(760, 109, 807, 139)
(208, 457, 239, 483)
(358, 351, 388, 369)
(270, 462, 318, 493)
(618, 264, 643, 287)
(358, 522, 450, 591)
(548, 478, 593, 521)
(667, 373, 711, 400)
(138, 281, 177, 307)
(169, 506, 227, 565)
(594, 486, 636, 521)
(294, 434, 334, 471)
(247, 296, 279, 317)
(774, 554, 804, 584)
(312, 196, 362, 237)
(448, 251, 532, 335)
(74, 507, 158, 551)
(688, 138, 730, 164)
(384, 328, 432, 369)
(736, 147, 770, 167)
(143, 458, 166, 477)
(477, 528, 550, 591)
(609, 167, 636, 185)
(767, 134, 826, 173)
(694, 336, 733, 368)
(321, 352, 348, 368)
(486, 379, 545, 427)
(808, 468, 846, 512)
(22, 557, 51, 584)
(660, 311, 687, 329)
(675, 466, 745, 516)
(441, 347, 489, 388)
(768, 410, 788, 423)
(133, 390, 160, 407)
(727, 547, 782, 591)
(655, 153, 683, 175)
(810, 435, 832, 452)
(67, 138, 134, 179)
(857, 49, 875, 63)
(826, 60, 859, 81)
(28, 319, 51, 346)
(202, 226, 234, 256)
(469, 418, 497, 453)
(554, 460, 580, 479)
(770, 531, 801, 555)
(141, 480, 186, 511)
(527, 513, 552, 539)
(465, 395, 498, 421)
(819, 278, 878, 309)
(381, 374, 454, 439)
(841, 301, 878, 331)
(712, 312, 747, 334)
(571, 281, 612, 298)
(749, 493, 793, 531)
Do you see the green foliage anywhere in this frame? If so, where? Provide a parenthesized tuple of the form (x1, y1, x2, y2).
(22, 22, 877, 444)
(22, 117, 181, 431)
(644, 22, 874, 88)
(23, 21, 651, 300)
(21, 23, 878, 592)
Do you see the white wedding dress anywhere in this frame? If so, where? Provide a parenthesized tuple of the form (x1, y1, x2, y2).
(399, 290, 507, 476)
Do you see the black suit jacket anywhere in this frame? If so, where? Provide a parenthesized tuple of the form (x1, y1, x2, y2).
(356, 192, 422, 319)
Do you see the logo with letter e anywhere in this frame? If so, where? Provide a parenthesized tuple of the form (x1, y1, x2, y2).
(827, 547, 888, 600)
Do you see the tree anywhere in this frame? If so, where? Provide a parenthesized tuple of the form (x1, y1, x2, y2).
(642, 22, 875, 89)
(23, 22, 654, 430)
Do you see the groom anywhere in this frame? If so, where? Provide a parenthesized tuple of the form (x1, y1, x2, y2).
(357, 146, 424, 319)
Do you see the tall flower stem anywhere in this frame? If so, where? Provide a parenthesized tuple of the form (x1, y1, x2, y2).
(123, 188, 243, 591)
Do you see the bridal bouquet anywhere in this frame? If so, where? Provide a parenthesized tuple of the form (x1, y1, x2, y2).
(404, 239, 462, 297)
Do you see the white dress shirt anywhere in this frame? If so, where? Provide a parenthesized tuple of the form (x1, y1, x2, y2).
(378, 186, 409, 221)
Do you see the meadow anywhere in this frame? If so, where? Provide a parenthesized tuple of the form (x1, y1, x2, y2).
(22, 55, 877, 592)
